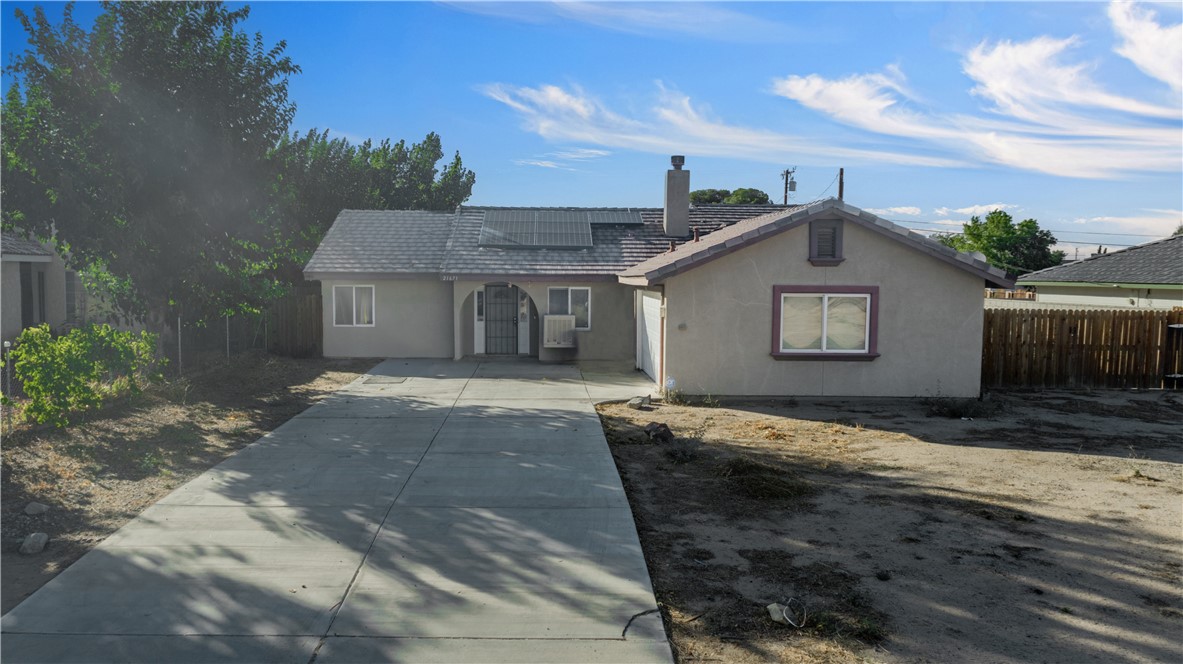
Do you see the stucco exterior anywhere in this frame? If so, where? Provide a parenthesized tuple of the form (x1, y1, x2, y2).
(660, 218, 985, 397)
(1028, 285, 1182, 310)
(320, 278, 454, 358)
(1, 251, 70, 343)
(450, 279, 635, 362)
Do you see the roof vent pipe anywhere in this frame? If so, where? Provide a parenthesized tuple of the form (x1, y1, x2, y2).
(664, 155, 690, 238)
(693, 227, 700, 242)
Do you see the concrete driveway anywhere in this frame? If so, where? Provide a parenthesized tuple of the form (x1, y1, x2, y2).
(1, 360, 670, 663)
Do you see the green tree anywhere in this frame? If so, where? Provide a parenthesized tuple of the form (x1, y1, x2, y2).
(690, 187, 773, 205)
(936, 210, 1064, 276)
(1173, 222, 1182, 236)
(268, 129, 475, 282)
(690, 188, 730, 204)
(723, 188, 772, 205)
(3, 1, 299, 322)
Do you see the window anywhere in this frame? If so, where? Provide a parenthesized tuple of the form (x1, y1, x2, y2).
(548, 287, 591, 330)
(476, 290, 485, 322)
(65, 271, 78, 324)
(771, 286, 878, 360)
(333, 285, 375, 327)
(809, 220, 844, 266)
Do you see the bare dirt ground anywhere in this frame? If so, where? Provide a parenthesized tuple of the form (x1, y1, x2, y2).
(598, 391, 1182, 664)
(1, 352, 374, 614)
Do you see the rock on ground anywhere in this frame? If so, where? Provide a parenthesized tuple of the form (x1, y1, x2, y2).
(19, 533, 48, 555)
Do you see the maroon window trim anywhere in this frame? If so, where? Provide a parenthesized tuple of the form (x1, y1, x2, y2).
(770, 285, 879, 361)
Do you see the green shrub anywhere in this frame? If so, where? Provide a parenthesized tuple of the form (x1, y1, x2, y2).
(7, 324, 160, 427)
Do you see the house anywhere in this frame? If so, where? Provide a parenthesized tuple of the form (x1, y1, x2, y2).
(304, 157, 1012, 397)
(1, 233, 85, 343)
(1016, 235, 1183, 310)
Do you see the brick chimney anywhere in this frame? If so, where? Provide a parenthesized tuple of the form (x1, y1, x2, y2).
(663, 155, 689, 237)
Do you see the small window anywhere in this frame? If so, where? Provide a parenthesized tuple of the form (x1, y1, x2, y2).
(476, 290, 485, 322)
(809, 220, 844, 266)
(772, 286, 878, 360)
(548, 287, 591, 330)
(65, 270, 78, 324)
(333, 285, 375, 327)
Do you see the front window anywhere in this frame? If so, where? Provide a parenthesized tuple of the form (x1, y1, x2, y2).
(548, 287, 591, 330)
(772, 286, 878, 359)
(333, 285, 375, 326)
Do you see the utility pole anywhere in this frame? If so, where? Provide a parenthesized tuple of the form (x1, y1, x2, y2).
(780, 167, 796, 205)
(838, 168, 845, 200)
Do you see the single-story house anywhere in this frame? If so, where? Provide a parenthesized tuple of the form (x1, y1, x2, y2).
(1016, 235, 1183, 310)
(1, 233, 83, 343)
(304, 158, 1012, 397)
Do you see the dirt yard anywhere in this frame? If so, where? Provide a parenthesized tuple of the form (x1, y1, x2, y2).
(1, 352, 374, 614)
(598, 391, 1182, 663)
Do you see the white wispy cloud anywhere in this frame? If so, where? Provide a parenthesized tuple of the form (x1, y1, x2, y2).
(865, 206, 922, 216)
(1071, 208, 1182, 238)
(1108, 1, 1183, 92)
(548, 148, 611, 160)
(512, 159, 572, 170)
(770, 3, 1181, 179)
(935, 203, 1018, 216)
(481, 82, 962, 168)
(446, 1, 794, 42)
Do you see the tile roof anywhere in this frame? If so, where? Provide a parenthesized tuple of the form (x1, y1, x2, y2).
(1, 233, 52, 257)
(618, 199, 1013, 287)
(304, 209, 456, 274)
(303, 201, 1012, 288)
(304, 204, 795, 277)
(1017, 234, 1183, 285)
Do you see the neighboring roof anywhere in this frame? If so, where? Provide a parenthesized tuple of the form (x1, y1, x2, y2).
(304, 210, 456, 275)
(1, 233, 53, 259)
(618, 199, 1013, 288)
(1017, 235, 1183, 287)
(304, 204, 797, 278)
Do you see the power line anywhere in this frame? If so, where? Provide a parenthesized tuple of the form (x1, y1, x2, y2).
(903, 227, 1139, 247)
(813, 172, 839, 201)
(899, 219, 1165, 238)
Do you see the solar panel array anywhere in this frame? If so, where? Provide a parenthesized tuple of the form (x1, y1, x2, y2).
(588, 210, 643, 225)
(479, 210, 601, 248)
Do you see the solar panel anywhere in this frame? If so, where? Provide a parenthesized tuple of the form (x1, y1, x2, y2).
(479, 210, 593, 248)
(588, 210, 643, 225)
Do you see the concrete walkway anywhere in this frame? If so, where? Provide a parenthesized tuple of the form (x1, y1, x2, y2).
(1, 360, 669, 663)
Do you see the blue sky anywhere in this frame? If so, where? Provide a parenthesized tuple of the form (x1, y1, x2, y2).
(3, 1, 1181, 255)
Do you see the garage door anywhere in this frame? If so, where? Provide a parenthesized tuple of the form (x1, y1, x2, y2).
(637, 291, 662, 383)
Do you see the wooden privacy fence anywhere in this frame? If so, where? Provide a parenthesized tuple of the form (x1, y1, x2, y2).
(982, 308, 1183, 389)
(268, 291, 322, 357)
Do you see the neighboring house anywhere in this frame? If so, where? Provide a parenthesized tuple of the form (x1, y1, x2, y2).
(1, 233, 85, 343)
(304, 158, 1012, 397)
(1016, 235, 1183, 310)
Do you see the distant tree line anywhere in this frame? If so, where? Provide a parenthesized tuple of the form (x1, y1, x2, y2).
(2, 1, 475, 327)
(690, 188, 773, 205)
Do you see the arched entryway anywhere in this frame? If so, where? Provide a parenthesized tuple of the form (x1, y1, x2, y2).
(467, 283, 539, 357)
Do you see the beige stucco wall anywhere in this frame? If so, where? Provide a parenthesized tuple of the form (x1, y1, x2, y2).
(450, 279, 635, 362)
(662, 219, 986, 397)
(320, 278, 454, 358)
(1, 262, 23, 342)
(1033, 286, 1182, 310)
(1, 254, 68, 343)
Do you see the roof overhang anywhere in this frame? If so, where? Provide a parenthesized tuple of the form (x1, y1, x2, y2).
(1019, 280, 1183, 290)
(1, 254, 52, 263)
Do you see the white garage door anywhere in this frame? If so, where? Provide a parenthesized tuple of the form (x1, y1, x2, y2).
(637, 291, 662, 383)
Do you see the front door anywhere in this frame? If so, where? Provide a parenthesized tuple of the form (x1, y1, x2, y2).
(485, 285, 518, 355)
